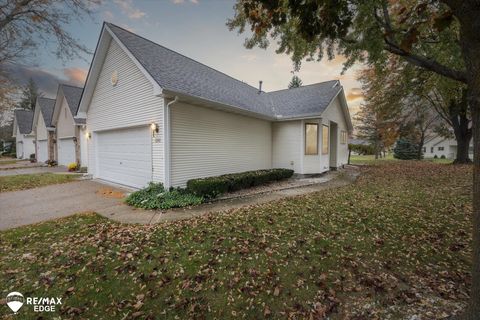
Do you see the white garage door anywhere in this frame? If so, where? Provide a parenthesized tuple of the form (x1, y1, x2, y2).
(37, 140, 48, 163)
(16, 142, 23, 159)
(57, 138, 76, 166)
(96, 126, 152, 188)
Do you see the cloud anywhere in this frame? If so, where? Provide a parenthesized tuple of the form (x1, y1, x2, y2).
(241, 54, 257, 62)
(63, 67, 87, 86)
(346, 87, 364, 102)
(6, 64, 86, 98)
(113, 0, 146, 19)
(103, 10, 114, 21)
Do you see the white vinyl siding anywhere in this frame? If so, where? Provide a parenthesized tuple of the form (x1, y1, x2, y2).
(321, 96, 349, 167)
(272, 121, 302, 172)
(86, 38, 163, 184)
(36, 113, 48, 141)
(56, 97, 76, 138)
(170, 102, 272, 187)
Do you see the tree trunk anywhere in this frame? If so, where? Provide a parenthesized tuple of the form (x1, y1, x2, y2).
(418, 132, 425, 160)
(456, 3, 480, 316)
(454, 132, 472, 164)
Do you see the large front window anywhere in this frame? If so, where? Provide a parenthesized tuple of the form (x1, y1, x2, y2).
(305, 123, 318, 155)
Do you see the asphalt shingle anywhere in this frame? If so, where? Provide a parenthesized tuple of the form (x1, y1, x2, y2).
(106, 23, 343, 119)
(60, 84, 84, 124)
(37, 97, 56, 127)
(14, 110, 34, 134)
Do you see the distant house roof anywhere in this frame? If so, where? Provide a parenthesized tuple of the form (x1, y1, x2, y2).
(60, 84, 85, 124)
(37, 97, 56, 127)
(105, 23, 348, 123)
(14, 110, 34, 134)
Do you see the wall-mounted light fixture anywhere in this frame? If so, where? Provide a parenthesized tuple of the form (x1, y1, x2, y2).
(151, 123, 159, 134)
(86, 132, 91, 139)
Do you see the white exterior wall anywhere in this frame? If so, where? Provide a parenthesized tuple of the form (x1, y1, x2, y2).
(86, 39, 164, 183)
(170, 102, 272, 187)
(321, 96, 349, 167)
(302, 118, 325, 174)
(272, 120, 302, 172)
(36, 114, 48, 141)
(56, 97, 76, 138)
(15, 127, 35, 159)
(424, 137, 474, 159)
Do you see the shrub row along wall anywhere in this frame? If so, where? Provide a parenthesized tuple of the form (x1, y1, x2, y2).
(186, 168, 294, 199)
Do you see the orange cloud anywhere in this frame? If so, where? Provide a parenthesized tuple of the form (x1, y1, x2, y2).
(346, 88, 364, 102)
(63, 67, 87, 86)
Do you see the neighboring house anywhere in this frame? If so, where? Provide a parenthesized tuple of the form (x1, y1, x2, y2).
(51, 84, 87, 166)
(76, 23, 353, 189)
(32, 97, 56, 163)
(12, 110, 35, 159)
(423, 135, 474, 159)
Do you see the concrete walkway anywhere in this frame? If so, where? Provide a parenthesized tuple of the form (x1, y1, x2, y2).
(0, 180, 131, 230)
(0, 166, 68, 176)
(100, 167, 360, 225)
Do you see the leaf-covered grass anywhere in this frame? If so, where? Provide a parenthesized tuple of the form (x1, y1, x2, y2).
(0, 162, 471, 319)
(125, 182, 204, 210)
(350, 154, 453, 165)
(0, 173, 78, 193)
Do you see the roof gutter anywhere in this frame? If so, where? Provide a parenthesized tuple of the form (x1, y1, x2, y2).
(163, 96, 179, 188)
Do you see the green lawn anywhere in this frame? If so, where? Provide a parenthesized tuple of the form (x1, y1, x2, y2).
(350, 154, 454, 165)
(0, 162, 471, 319)
(0, 173, 78, 192)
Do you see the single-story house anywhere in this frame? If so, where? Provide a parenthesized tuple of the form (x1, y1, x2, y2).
(423, 135, 474, 159)
(33, 97, 56, 163)
(76, 23, 353, 189)
(12, 109, 35, 159)
(51, 84, 87, 166)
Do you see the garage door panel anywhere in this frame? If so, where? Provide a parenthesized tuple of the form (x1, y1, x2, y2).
(37, 140, 48, 163)
(96, 126, 152, 189)
(58, 138, 76, 166)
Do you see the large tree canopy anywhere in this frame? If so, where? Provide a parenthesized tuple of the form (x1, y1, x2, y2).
(227, 0, 465, 79)
(228, 0, 480, 317)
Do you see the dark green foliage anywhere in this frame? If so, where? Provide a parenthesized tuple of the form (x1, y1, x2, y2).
(393, 139, 420, 160)
(288, 75, 303, 88)
(125, 182, 203, 210)
(18, 78, 40, 111)
(441, 155, 446, 159)
(187, 168, 294, 199)
(348, 143, 375, 155)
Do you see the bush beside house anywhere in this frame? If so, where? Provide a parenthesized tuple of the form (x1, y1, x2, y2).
(126, 168, 294, 210)
(187, 168, 294, 199)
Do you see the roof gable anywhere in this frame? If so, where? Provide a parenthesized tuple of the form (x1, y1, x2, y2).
(79, 22, 352, 127)
(14, 110, 34, 134)
(53, 84, 85, 125)
(36, 97, 56, 127)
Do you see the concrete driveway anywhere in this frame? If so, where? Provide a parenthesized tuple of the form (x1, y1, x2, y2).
(0, 180, 133, 230)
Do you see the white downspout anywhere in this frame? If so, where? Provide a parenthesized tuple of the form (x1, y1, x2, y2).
(164, 96, 179, 189)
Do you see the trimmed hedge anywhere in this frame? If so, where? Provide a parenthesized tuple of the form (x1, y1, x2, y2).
(186, 168, 294, 199)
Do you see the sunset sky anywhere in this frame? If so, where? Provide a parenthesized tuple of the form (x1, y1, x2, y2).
(12, 0, 364, 115)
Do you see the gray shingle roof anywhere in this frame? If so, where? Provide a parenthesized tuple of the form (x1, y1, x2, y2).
(106, 23, 343, 119)
(14, 109, 34, 134)
(37, 97, 56, 127)
(60, 84, 84, 124)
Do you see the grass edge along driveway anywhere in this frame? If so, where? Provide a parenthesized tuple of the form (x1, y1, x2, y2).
(0, 173, 79, 193)
(0, 162, 471, 319)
